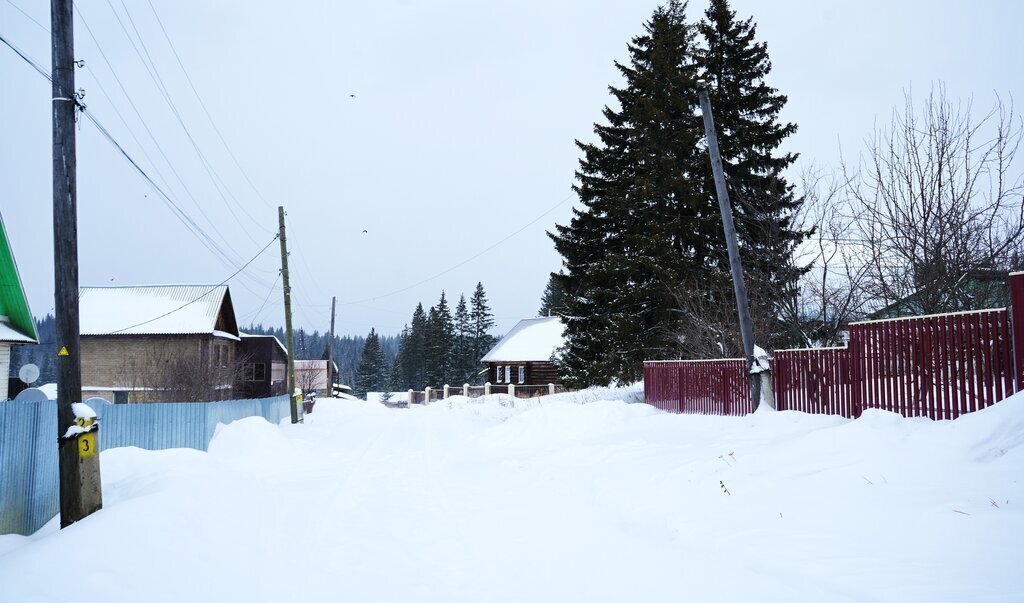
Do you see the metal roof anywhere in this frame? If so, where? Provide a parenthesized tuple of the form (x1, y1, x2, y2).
(79, 285, 238, 337)
(481, 317, 565, 363)
(0, 212, 37, 343)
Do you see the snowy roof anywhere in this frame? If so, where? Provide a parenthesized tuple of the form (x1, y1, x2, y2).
(481, 317, 565, 363)
(79, 285, 238, 337)
(240, 332, 288, 356)
(0, 320, 36, 343)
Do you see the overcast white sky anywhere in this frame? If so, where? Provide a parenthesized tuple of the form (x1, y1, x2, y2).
(2, 0, 1022, 337)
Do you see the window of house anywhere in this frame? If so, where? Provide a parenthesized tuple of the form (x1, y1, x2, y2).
(242, 363, 266, 382)
(113, 391, 128, 404)
(518, 366, 525, 384)
(505, 366, 511, 383)
(495, 365, 503, 383)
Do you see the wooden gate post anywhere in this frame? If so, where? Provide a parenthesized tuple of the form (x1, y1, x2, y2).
(1010, 271, 1024, 393)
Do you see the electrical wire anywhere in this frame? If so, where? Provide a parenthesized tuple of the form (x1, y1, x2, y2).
(109, 234, 279, 334)
(0, 30, 270, 291)
(106, 0, 269, 239)
(338, 192, 575, 306)
(238, 271, 281, 322)
(71, 8, 253, 273)
(145, 0, 275, 213)
(4, 0, 47, 33)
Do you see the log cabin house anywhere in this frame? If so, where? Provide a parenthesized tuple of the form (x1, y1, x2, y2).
(481, 317, 565, 386)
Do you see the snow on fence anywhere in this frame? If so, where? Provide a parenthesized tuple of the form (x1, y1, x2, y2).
(646, 272, 1024, 419)
(401, 383, 567, 405)
(0, 395, 290, 536)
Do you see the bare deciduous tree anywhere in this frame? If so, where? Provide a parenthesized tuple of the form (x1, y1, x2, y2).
(845, 87, 1024, 315)
(116, 344, 247, 403)
(776, 168, 873, 347)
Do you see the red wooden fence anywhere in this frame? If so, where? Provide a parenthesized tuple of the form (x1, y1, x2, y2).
(774, 347, 854, 417)
(643, 359, 750, 416)
(645, 272, 1024, 420)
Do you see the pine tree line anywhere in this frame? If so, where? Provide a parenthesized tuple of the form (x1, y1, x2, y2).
(242, 323, 399, 388)
(549, 0, 810, 387)
(382, 282, 496, 392)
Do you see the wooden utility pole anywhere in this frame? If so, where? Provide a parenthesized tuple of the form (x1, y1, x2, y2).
(697, 82, 762, 410)
(326, 296, 336, 396)
(52, 0, 101, 527)
(278, 206, 299, 423)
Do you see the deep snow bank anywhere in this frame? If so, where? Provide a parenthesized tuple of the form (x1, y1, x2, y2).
(2, 389, 1022, 602)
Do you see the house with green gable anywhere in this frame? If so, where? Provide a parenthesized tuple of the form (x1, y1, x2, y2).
(0, 212, 38, 400)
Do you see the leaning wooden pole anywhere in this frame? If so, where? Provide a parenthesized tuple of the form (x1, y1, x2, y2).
(697, 82, 762, 411)
(278, 206, 299, 423)
(52, 0, 101, 527)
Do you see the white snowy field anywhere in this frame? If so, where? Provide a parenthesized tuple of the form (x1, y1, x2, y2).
(2, 387, 1023, 602)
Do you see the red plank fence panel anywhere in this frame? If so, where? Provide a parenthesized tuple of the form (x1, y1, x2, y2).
(643, 359, 748, 416)
(846, 308, 1016, 419)
(773, 347, 853, 418)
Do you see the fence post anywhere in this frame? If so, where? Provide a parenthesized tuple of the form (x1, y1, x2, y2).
(548, 383, 555, 395)
(508, 383, 515, 397)
(484, 382, 491, 396)
(463, 383, 469, 397)
(408, 389, 414, 406)
(424, 387, 431, 403)
(443, 384, 450, 399)
(1011, 271, 1024, 394)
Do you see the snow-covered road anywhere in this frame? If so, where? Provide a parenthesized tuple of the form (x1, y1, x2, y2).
(3, 389, 1023, 602)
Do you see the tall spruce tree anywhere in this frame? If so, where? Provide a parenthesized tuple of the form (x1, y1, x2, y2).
(469, 282, 495, 382)
(424, 291, 455, 386)
(354, 328, 387, 398)
(549, 0, 710, 386)
(697, 0, 809, 350)
(538, 272, 569, 317)
(388, 325, 410, 391)
(408, 304, 428, 388)
(453, 294, 475, 385)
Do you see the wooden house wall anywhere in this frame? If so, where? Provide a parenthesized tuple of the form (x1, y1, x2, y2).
(485, 361, 560, 386)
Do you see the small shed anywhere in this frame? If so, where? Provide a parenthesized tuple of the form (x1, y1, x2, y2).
(0, 212, 38, 401)
(294, 359, 339, 396)
(481, 317, 564, 386)
(237, 333, 288, 398)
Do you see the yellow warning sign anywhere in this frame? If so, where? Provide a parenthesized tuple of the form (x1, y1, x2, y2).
(78, 432, 96, 458)
(58, 346, 69, 357)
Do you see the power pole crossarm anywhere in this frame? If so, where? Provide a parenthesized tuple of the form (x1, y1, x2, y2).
(697, 82, 763, 411)
(278, 206, 299, 423)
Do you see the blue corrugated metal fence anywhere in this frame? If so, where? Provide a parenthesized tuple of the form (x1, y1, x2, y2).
(0, 395, 290, 536)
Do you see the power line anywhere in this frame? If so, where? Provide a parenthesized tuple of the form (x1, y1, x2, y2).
(0, 30, 270, 290)
(71, 7, 253, 273)
(339, 193, 574, 306)
(110, 234, 279, 334)
(4, 0, 47, 33)
(145, 0, 275, 213)
(106, 0, 268, 239)
(238, 271, 281, 322)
